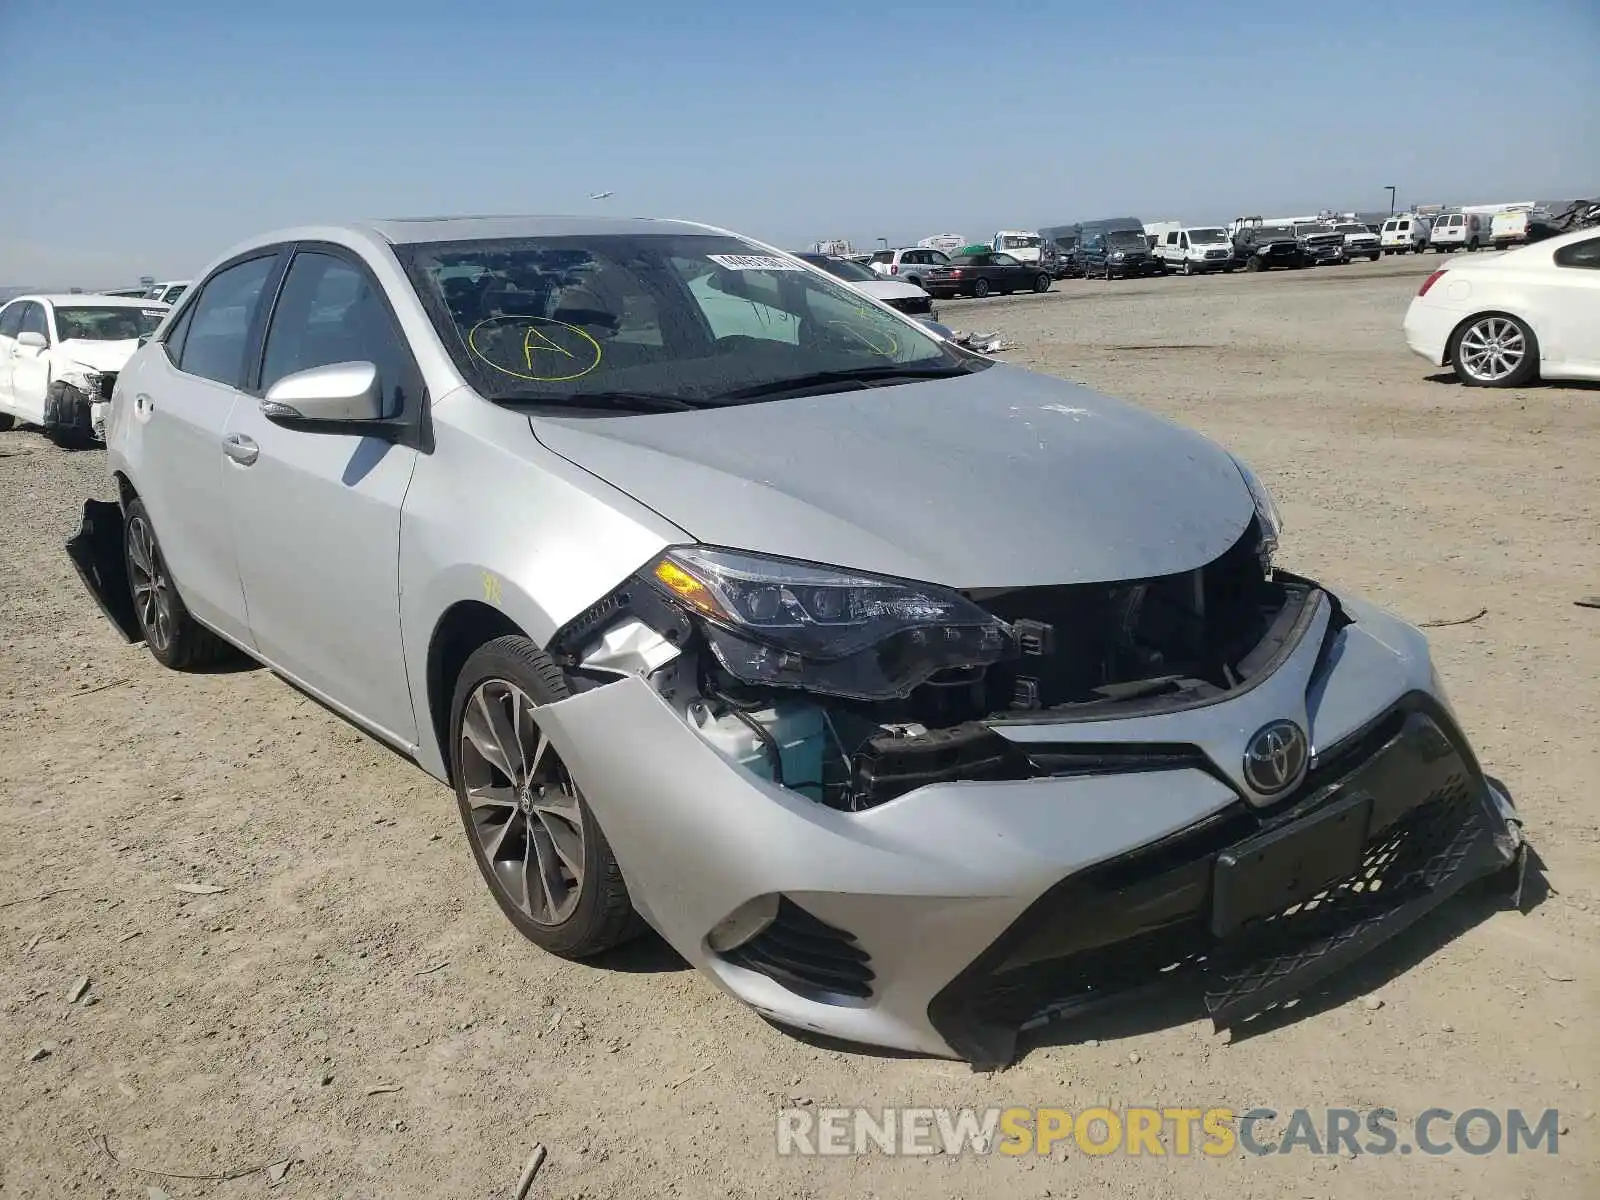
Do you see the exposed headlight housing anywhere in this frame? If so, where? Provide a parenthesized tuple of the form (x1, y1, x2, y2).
(1231, 456, 1282, 573)
(644, 547, 1011, 701)
(58, 367, 104, 395)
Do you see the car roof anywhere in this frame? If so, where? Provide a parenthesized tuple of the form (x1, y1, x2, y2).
(2, 294, 170, 308)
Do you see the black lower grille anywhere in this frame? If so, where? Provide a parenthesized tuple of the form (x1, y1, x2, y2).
(927, 693, 1518, 1068)
(724, 897, 875, 1000)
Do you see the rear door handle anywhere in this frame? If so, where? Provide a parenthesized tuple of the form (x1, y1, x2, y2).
(222, 433, 259, 465)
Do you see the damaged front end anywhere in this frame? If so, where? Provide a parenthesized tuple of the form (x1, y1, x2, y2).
(543, 519, 1525, 1066)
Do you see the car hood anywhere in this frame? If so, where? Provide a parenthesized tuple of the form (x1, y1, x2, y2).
(530, 365, 1255, 588)
(55, 339, 142, 373)
(849, 279, 929, 301)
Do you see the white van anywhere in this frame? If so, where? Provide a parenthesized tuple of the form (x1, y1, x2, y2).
(1489, 208, 1551, 250)
(1152, 226, 1236, 274)
(1380, 214, 1431, 253)
(991, 231, 1044, 265)
(1427, 211, 1490, 253)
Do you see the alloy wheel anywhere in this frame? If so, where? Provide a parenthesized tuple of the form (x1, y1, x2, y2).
(1457, 317, 1526, 383)
(126, 515, 174, 653)
(458, 679, 585, 926)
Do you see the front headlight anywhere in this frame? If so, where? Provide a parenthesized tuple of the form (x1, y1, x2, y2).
(1110, 251, 1126, 260)
(58, 367, 103, 395)
(644, 547, 1011, 700)
(1231, 456, 1282, 570)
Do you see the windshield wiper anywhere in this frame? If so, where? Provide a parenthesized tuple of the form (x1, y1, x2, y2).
(718, 363, 975, 401)
(496, 390, 714, 414)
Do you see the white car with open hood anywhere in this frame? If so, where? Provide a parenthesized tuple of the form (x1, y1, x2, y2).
(0, 294, 168, 444)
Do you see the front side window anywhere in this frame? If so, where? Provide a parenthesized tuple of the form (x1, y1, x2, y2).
(178, 255, 278, 386)
(1554, 237, 1600, 270)
(52, 306, 164, 342)
(261, 251, 413, 414)
(0, 302, 23, 339)
(18, 303, 47, 339)
(399, 234, 980, 409)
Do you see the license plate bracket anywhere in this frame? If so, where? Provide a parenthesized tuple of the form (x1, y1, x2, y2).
(1211, 792, 1373, 938)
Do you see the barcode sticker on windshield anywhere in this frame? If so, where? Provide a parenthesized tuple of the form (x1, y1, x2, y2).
(707, 254, 803, 272)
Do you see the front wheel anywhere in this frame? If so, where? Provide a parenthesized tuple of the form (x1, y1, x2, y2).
(973, 278, 991, 298)
(0, 412, 14, 432)
(123, 499, 233, 669)
(1180, 261, 1193, 276)
(1032, 273, 1051, 293)
(450, 635, 640, 958)
(1451, 314, 1539, 388)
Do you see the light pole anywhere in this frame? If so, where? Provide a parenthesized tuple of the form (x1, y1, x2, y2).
(1385, 186, 1397, 215)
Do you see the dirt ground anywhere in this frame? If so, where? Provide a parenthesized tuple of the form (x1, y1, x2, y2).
(2, 254, 1595, 1199)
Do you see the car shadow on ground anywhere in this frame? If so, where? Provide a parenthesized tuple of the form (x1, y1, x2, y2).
(1426, 371, 1600, 392)
(591, 929, 692, 974)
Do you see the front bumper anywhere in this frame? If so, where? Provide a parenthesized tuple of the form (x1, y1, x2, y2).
(530, 589, 1523, 1067)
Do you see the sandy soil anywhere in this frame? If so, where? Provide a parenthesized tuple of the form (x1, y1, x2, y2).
(2, 254, 1595, 1199)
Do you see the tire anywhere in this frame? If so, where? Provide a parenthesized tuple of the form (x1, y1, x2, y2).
(1450, 313, 1539, 388)
(1180, 261, 1193, 276)
(1223, 266, 1235, 273)
(1369, 253, 1380, 261)
(0, 412, 13, 432)
(449, 635, 640, 959)
(1244, 256, 1263, 272)
(1467, 239, 1479, 252)
(973, 278, 991, 298)
(906, 276, 921, 288)
(43, 382, 94, 449)
(1032, 273, 1051, 293)
(123, 498, 233, 669)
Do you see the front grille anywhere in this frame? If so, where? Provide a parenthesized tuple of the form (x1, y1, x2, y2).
(926, 694, 1516, 1067)
(1204, 249, 1229, 259)
(724, 897, 875, 1000)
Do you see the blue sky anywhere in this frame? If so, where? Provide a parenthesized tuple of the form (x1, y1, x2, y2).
(1, 0, 1595, 285)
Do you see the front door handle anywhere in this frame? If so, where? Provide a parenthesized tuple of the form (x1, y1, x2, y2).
(222, 433, 259, 465)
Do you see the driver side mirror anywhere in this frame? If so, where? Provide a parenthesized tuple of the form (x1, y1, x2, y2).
(17, 331, 46, 350)
(261, 360, 395, 436)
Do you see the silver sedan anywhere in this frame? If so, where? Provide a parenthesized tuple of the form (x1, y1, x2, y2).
(71, 215, 1527, 1066)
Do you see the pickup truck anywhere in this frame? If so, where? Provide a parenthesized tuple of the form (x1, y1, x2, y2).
(1152, 227, 1237, 275)
(1292, 223, 1349, 265)
(1231, 221, 1309, 271)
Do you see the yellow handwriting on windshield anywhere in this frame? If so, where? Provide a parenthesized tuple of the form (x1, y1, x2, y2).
(523, 324, 575, 368)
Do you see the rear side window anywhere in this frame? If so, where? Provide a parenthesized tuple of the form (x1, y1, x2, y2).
(260, 251, 415, 415)
(0, 302, 22, 338)
(1554, 237, 1600, 270)
(177, 256, 278, 386)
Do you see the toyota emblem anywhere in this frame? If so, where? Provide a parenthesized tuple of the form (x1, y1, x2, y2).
(1243, 720, 1309, 797)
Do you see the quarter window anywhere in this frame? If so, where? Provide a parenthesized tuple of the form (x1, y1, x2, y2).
(1554, 237, 1600, 270)
(260, 251, 413, 415)
(0, 302, 22, 339)
(178, 255, 278, 386)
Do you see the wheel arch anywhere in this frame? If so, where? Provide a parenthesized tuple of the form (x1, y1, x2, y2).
(1443, 307, 1542, 366)
(113, 470, 139, 510)
(425, 599, 532, 784)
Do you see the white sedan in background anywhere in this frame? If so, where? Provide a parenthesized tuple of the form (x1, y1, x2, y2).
(0, 295, 168, 443)
(1403, 227, 1600, 386)
(796, 253, 938, 321)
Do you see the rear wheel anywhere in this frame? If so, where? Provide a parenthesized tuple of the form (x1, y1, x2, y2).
(1368, 253, 1380, 261)
(123, 498, 233, 669)
(973, 278, 991, 298)
(449, 635, 640, 958)
(1032, 273, 1051, 293)
(1244, 256, 1263, 272)
(0, 413, 14, 432)
(1451, 314, 1538, 388)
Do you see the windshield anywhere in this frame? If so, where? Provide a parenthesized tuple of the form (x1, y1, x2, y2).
(52, 306, 164, 341)
(999, 235, 1040, 249)
(799, 254, 878, 283)
(1188, 228, 1229, 243)
(1106, 229, 1146, 249)
(1335, 224, 1368, 234)
(399, 234, 980, 408)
